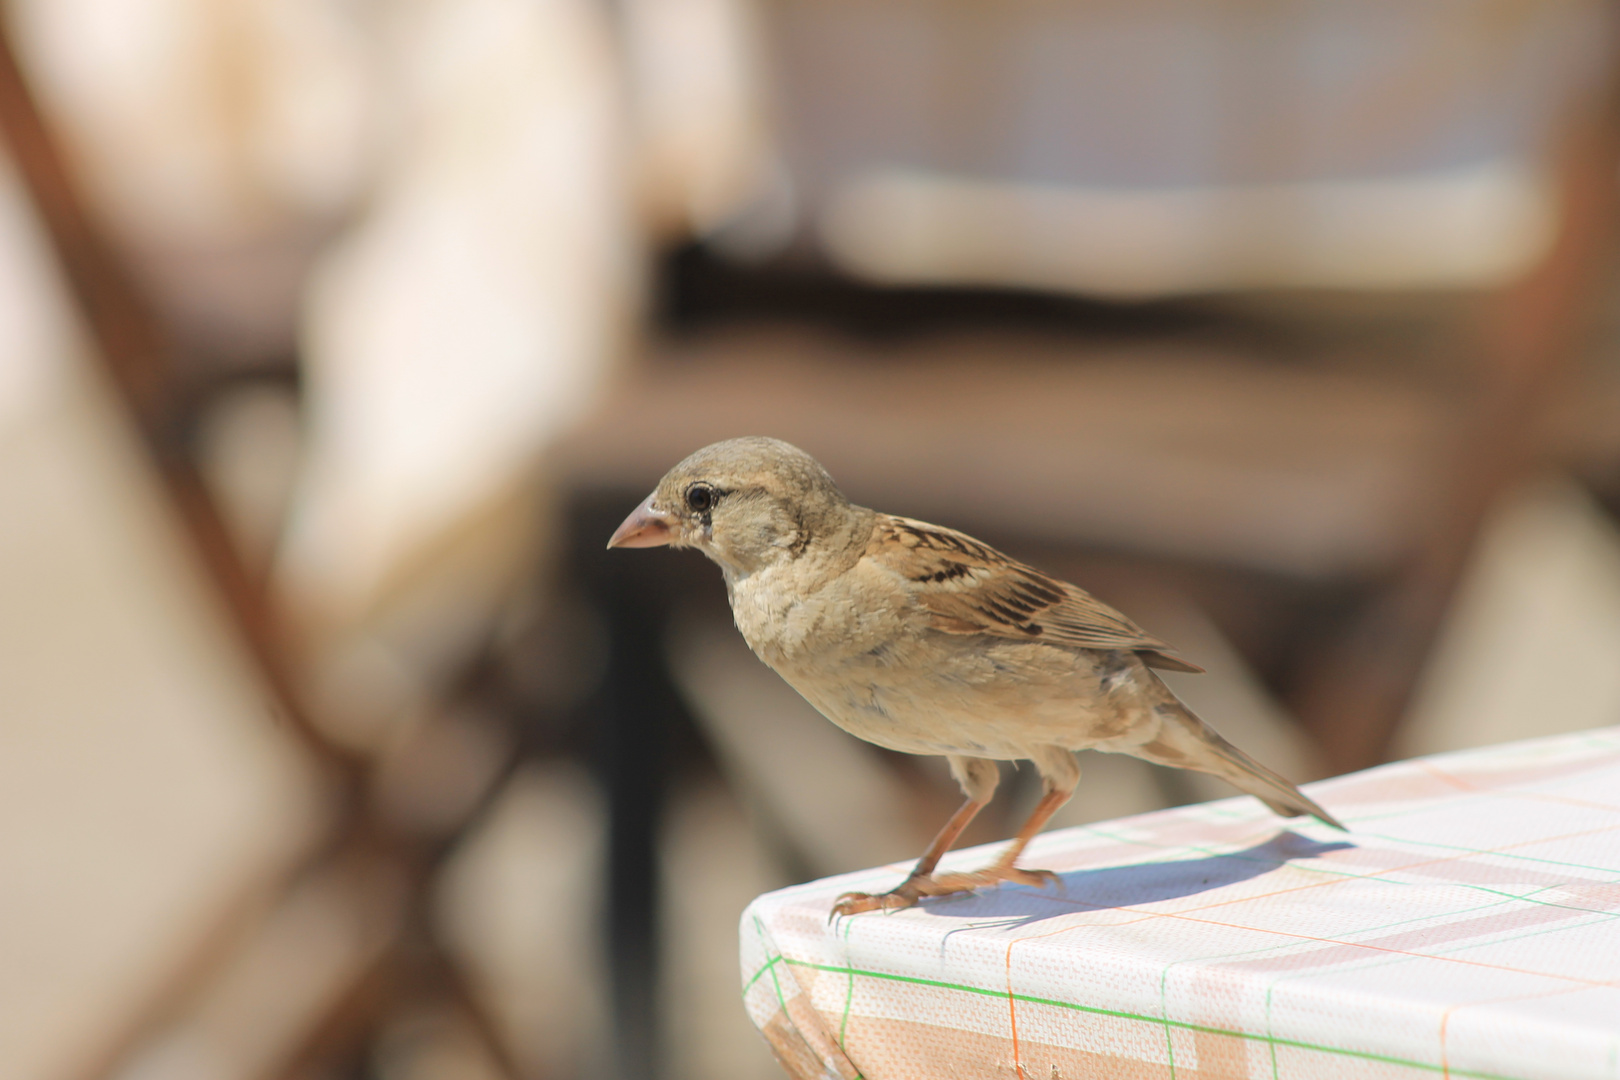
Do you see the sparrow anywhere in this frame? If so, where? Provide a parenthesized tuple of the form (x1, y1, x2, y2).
(609, 437, 1343, 916)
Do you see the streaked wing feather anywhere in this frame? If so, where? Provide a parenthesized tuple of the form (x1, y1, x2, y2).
(868, 515, 1204, 673)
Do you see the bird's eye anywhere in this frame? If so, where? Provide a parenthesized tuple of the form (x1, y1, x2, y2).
(685, 483, 715, 513)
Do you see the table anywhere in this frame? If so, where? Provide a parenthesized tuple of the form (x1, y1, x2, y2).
(741, 728, 1620, 1080)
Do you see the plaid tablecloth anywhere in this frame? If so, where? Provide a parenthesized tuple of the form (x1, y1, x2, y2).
(740, 728, 1620, 1080)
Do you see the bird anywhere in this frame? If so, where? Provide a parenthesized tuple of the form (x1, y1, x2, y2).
(608, 436, 1343, 916)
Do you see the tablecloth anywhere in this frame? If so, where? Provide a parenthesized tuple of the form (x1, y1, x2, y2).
(740, 728, 1620, 1080)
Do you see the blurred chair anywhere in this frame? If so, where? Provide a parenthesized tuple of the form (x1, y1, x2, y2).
(0, 65, 331, 1080)
(0, 11, 556, 1080)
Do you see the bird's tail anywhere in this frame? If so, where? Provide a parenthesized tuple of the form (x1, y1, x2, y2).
(1132, 684, 1346, 831)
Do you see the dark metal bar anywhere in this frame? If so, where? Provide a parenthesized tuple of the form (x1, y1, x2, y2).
(591, 553, 672, 1080)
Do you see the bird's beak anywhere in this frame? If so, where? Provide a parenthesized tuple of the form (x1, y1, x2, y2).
(607, 494, 676, 549)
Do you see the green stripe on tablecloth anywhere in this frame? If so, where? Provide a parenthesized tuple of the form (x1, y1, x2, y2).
(741, 955, 1532, 1080)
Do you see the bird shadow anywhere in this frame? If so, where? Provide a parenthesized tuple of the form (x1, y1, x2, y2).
(917, 830, 1355, 930)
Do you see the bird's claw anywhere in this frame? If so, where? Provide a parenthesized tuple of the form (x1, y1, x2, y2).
(830, 865, 1059, 918)
(831, 887, 921, 917)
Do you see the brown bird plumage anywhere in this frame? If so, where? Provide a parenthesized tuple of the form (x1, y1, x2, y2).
(609, 437, 1343, 916)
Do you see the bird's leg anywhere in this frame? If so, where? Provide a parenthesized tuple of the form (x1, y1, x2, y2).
(928, 747, 1079, 896)
(926, 787, 1067, 893)
(832, 756, 998, 916)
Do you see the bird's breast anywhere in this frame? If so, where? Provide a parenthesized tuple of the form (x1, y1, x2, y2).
(726, 562, 890, 666)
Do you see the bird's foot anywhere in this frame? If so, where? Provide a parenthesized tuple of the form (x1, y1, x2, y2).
(831, 865, 1058, 917)
(927, 864, 1059, 896)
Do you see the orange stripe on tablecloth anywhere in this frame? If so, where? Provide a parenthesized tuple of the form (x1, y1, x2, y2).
(1004, 919, 1110, 1076)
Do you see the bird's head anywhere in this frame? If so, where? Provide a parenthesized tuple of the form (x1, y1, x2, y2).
(607, 437, 865, 578)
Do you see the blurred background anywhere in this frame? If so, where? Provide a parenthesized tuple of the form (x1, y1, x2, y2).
(6, 1, 1620, 1078)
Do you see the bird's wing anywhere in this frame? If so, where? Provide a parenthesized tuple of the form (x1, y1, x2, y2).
(865, 515, 1204, 673)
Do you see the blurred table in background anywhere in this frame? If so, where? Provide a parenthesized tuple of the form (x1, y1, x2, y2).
(742, 727, 1620, 1080)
